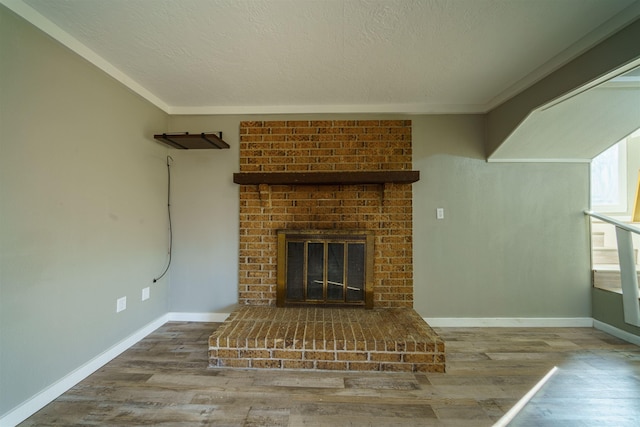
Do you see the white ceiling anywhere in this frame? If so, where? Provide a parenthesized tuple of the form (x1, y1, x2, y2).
(4, 0, 640, 114)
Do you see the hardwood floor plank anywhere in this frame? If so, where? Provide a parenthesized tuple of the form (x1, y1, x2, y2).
(17, 322, 640, 426)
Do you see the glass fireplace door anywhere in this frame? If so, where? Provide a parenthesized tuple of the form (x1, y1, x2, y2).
(277, 230, 373, 308)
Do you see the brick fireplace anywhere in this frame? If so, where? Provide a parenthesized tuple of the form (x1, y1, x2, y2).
(208, 119, 446, 373)
(236, 119, 415, 307)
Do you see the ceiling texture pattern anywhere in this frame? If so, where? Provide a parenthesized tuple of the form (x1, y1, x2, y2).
(3, 0, 640, 114)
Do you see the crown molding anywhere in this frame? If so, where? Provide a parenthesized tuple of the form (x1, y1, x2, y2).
(486, 158, 591, 163)
(167, 103, 487, 115)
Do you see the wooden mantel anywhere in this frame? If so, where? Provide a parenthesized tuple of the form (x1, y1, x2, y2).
(232, 171, 420, 186)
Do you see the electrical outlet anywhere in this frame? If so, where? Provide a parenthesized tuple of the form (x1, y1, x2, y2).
(142, 287, 150, 301)
(116, 296, 127, 313)
(436, 208, 445, 219)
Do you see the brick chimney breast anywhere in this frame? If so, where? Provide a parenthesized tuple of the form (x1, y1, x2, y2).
(238, 120, 413, 307)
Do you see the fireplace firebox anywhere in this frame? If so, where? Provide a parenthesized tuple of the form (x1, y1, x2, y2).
(276, 230, 374, 308)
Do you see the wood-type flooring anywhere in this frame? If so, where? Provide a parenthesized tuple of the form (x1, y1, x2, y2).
(18, 322, 640, 426)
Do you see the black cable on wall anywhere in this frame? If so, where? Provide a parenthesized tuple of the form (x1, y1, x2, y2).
(153, 155, 173, 283)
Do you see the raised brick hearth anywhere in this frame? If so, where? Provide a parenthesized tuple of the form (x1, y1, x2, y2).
(209, 306, 445, 372)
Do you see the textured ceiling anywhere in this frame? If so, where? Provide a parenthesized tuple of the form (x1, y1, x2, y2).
(5, 0, 640, 114)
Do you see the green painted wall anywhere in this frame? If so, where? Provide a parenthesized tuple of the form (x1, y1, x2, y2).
(413, 116, 592, 317)
(0, 5, 169, 416)
(165, 116, 241, 314)
(168, 114, 592, 318)
(593, 288, 640, 336)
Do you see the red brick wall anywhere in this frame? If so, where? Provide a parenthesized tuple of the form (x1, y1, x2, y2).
(238, 120, 413, 307)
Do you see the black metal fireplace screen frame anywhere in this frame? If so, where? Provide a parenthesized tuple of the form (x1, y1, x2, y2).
(276, 230, 374, 308)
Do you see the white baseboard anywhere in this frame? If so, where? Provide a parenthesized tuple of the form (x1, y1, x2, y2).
(593, 320, 640, 346)
(424, 317, 594, 328)
(167, 312, 230, 322)
(0, 312, 230, 426)
(0, 314, 169, 427)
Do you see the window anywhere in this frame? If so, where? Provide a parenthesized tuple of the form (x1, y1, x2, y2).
(591, 139, 627, 213)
